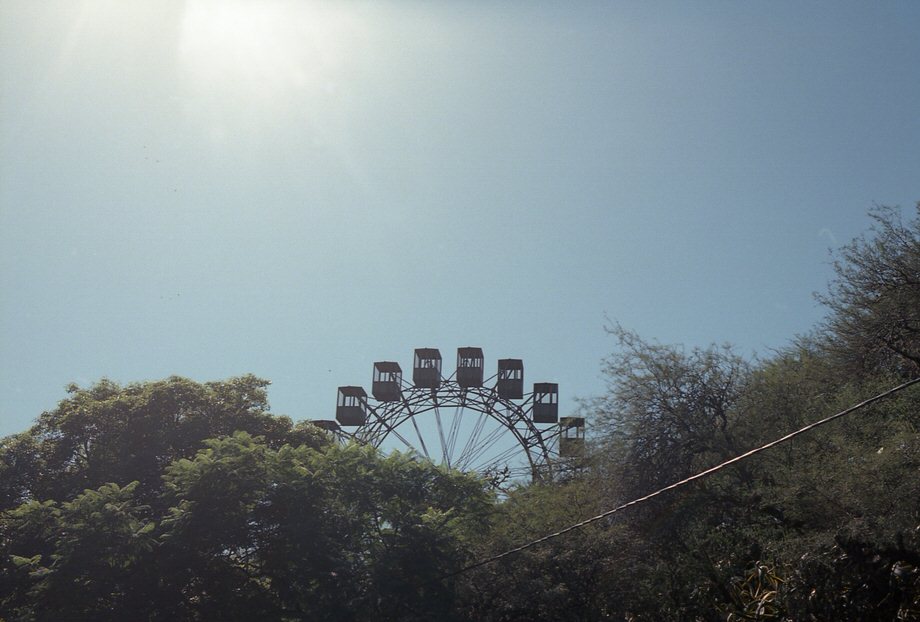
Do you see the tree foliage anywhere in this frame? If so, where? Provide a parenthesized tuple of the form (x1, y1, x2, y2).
(1, 432, 491, 621)
(0, 375, 328, 510)
(590, 325, 749, 498)
(458, 205, 920, 620)
(818, 203, 920, 375)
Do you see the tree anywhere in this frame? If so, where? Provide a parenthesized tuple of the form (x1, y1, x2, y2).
(2, 431, 493, 621)
(0, 482, 157, 621)
(818, 203, 920, 375)
(0, 375, 329, 509)
(157, 435, 491, 620)
(458, 479, 651, 622)
(589, 324, 750, 497)
(735, 355, 920, 621)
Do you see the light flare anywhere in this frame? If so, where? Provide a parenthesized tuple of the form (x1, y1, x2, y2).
(177, 1, 365, 118)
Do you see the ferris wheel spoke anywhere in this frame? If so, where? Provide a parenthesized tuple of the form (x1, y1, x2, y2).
(368, 407, 416, 453)
(393, 397, 430, 460)
(470, 441, 529, 473)
(532, 426, 563, 455)
(335, 363, 560, 488)
(455, 411, 488, 469)
(391, 428, 416, 452)
(434, 405, 451, 468)
(407, 409, 431, 460)
(456, 423, 510, 472)
(445, 402, 464, 463)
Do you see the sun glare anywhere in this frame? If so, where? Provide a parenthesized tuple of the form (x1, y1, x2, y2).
(178, 1, 363, 108)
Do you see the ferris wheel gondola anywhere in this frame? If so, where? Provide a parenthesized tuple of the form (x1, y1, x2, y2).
(318, 347, 585, 489)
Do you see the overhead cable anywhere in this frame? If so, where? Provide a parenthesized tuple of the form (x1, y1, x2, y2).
(443, 376, 920, 579)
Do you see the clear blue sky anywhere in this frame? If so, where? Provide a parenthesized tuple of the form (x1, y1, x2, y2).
(2, 1, 918, 439)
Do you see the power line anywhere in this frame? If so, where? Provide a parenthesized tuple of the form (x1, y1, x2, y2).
(443, 376, 920, 580)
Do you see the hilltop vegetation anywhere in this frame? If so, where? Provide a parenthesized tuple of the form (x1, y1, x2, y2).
(2, 205, 919, 621)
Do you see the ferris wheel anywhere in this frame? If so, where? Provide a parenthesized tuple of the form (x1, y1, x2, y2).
(314, 347, 586, 488)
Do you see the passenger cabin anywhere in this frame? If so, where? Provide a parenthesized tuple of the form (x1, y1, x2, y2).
(456, 347, 484, 388)
(336, 386, 369, 426)
(497, 359, 524, 399)
(372, 361, 402, 402)
(413, 348, 442, 388)
(559, 416, 586, 457)
(532, 382, 559, 423)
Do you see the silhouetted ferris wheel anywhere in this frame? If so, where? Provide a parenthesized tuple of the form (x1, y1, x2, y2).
(313, 347, 585, 488)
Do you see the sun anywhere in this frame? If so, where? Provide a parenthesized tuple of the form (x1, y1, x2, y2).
(177, 0, 363, 106)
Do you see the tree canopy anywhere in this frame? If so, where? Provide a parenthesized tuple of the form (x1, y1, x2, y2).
(0, 375, 327, 510)
(1, 430, 492, 621)
(818, 203, 920, 375)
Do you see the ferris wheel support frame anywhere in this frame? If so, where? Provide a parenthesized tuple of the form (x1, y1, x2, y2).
(325, 348, 582, 488)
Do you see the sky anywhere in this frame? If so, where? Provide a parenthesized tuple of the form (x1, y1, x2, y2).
(1, 1, 918, 446)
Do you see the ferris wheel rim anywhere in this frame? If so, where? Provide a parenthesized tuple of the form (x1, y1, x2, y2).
(342, 377, 561, 484)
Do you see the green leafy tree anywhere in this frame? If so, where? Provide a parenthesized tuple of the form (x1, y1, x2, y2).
(157, 434, 492, 620)
(589, 324, 749, 497)
(0, 375, 328, 509)
(0, 482, 157, 621)
(735, 363, 920, 621)
(818, 203, 920, 375)
(2, 431, 493, 621)
(459, 479, 631, 622)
